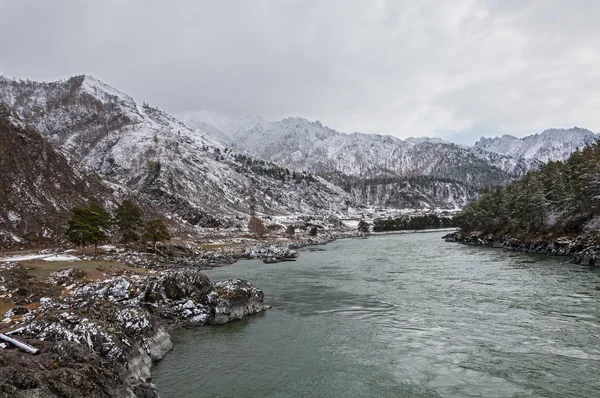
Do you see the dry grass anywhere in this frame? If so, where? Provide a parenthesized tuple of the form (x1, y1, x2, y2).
(200, 243, 234, 251)
(0, 299, 14, 319)
(0, 259, 148, 324)
(23, 259, 147, 281)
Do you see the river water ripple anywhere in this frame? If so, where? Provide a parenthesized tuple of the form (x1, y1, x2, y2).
(153, 232, 600, 398)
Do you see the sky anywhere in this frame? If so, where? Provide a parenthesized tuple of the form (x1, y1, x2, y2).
(1, 0, 599, 144)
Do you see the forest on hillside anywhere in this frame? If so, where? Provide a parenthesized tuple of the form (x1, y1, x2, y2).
(373, 214, 455, 232)
(456, 140, 600, 234)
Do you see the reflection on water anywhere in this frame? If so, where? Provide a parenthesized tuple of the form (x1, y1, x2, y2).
(153, 232, 600, 398)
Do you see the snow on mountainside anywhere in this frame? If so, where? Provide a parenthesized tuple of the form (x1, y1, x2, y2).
(177, 109, 266, 146)
(180, 111, 545, 208)
(0, 75, 350, 227)
(181, 111, 538, 183)
(474, 128, 599, 163)
(0, 104, 121, 245)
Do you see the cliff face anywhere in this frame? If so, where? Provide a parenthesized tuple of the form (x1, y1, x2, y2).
(0, 105, 117, 247)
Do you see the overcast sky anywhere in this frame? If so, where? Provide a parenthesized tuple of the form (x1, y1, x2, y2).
(1, 0, 599, 144)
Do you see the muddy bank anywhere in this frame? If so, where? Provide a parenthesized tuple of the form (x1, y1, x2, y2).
(0, 262, 269, 397)
(444, 230, 600, 267)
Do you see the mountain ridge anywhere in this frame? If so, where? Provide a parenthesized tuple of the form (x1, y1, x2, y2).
(474, 127, 598, 163)
(2, 73, 596, 230)
(0, 75, 352, 231)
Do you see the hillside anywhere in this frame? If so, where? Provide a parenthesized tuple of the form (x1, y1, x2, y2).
(182, 113, 536, 183)
(0, 104, 118, 246)
(474, 128, 599, 163)
(179, 110, 548, 209)
(456, 141, 600, 235)
(0, 75, 351, 228)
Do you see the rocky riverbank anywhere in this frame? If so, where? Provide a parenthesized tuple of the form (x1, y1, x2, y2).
(0, 229, 365, 396)
(83, 231, 359, 269)
(444, 230, 600, 266)
(0, 262, 269, 397)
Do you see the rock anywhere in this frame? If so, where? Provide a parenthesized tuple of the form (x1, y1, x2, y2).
(442, 232, 457, 242)
(1, 266, 269, 397)
(244, 244, 298, 262)
(50, 268, 85, 286)
(133, 382, 160, 398)
(449, 230, 600, 268)
(263, 257, 280, 264)
(212, 279, 270, 325)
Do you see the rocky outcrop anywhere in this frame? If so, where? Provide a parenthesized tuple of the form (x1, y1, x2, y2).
(444, 231, 600, 266)
(243, 244, 299, 264)
(1, 267, 269, 397)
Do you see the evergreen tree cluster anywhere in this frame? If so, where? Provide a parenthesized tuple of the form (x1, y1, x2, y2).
(66, 199, 171, 254)
(372, 214, 455, 232)
(357, 220, 370, 233)
(232, 153, 315, 183)
(456, 141, 600, 234)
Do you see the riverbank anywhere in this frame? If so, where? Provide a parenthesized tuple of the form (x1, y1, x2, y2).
(0, 261, 269, 397)
(0, 229, 365, 397)
(153, 231, 600, 398)
(370, 227, 457, 236)
(444, 230, 600, 266)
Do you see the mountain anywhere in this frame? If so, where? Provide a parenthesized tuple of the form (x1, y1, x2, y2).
(474, 128, 599, 163)
(0, 75, 350, 228)
(181, 111, 547, 209)
(177, 109, 266, 146)
(0, 104, 119, 246)
(182, 112, 541, 182)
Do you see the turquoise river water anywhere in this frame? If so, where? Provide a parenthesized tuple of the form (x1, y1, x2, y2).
(153, 231, 600, 398)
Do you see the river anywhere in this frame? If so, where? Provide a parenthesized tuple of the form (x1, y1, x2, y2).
(153, 231, 600, 397)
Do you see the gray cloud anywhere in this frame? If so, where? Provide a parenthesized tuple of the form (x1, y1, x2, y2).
(1, 0, 599, 142)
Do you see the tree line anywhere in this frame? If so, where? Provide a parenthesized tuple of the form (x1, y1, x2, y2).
(372, 214, 456, 232)
(67, 200, 170, 255)
(456, 140, 600, 234)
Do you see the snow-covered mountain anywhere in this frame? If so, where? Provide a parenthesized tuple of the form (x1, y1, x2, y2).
(474, 128, 599, 163)
(181, 111, 540, 184)
(177, 109, 266, 146)
(5, 74, 592, 222)
(180, 110, 548, 211)
(0, 75, 350, 227)
(0, 104, 122, 245)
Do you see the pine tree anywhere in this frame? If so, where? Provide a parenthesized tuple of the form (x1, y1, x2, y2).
(357, 220, 370, 233)
(458, 138, 600, 235)
(115, 199, 143, 243)
(66, 202, 112, 255)
(286, 225, 295, 238)
(143, 219, 171, 250)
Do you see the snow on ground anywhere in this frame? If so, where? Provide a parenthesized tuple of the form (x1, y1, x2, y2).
(0, 253, 80, 262)
(41, 255, 80, 262)
(0, 254, 51, 262)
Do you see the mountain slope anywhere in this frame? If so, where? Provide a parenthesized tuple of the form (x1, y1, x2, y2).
(182, 112, 540, 183)
(181, 111, 548, 209)
(0, 105, 118, 246)
(0, 76, 350, 227)
(177, 109, 266, 146)
(474, 128, 599, 163)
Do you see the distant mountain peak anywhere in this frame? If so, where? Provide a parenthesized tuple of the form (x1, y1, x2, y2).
(474, 127, 598, 162)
